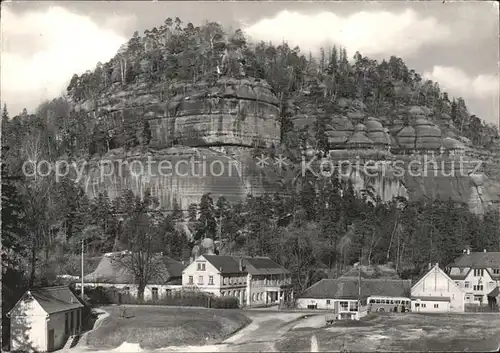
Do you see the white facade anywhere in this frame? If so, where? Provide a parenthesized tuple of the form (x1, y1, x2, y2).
(295, 298, 368, 320)
(411, 263, 465, 313)
(8, 292, 83, 352)
(182, 255, 293, 307)
(450, 266, 500, 305)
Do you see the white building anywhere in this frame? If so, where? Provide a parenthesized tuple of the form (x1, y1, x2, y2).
(7, 286, 84, 352)
(296, 278, 411, 320)
(447, 249, 500, 305)
(182, 254, 293, 307)
(411, 263, 465, 313)
(78, 251, 185, 301)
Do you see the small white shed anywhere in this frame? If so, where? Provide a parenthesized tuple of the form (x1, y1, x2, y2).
(7, 286, 84, 352)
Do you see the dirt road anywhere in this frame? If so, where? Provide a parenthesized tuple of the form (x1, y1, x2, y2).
(68, 310, 313, 352)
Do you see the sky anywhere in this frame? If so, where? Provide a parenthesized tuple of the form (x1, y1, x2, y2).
(1, 1, 499, 127)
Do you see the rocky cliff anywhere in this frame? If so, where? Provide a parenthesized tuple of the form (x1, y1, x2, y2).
(75, 77, 284, 210)
(75, 78, 500, 213)
(294, 102, 500, 213)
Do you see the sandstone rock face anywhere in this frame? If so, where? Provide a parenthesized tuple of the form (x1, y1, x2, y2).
(79, 146, 282, 210)
(74, 77, 282, 210)
(77, 78, 280, 149)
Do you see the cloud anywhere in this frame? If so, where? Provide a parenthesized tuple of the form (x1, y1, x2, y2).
(0, 6, 134, 115)
(243, 9, 452, 57)
(423, 66, 499, 99)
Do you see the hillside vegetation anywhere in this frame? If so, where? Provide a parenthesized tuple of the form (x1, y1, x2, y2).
(2, 18, 500, 322)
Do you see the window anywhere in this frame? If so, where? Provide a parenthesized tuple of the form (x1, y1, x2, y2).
(375, 299, 380, 304)
(415, 303, 420, 307)
(70, 311, 74, 333)
(197, 262, 206, 271)
(434, 304, 439, 308)
(473, 285, 483, 291)
(188, 276, 193, 284)
(455, 281, 460, 286)
(474, 269, 484, 277)
(390, 300, 394, 304)
(493, 269, 500, 275)
(465, 281, 470, 288)
(340, 301, 349, 311)
(208, 276, 214, 285)
(326, 300, 331, 304)
(152, 287, 159, 301)
(369, 299, 375, 304)
(65, 313, 69, 334)
(395, 300, 400, 304)
(421, 303, 427, 308)
(224, 277, 229, 285)
(198, 276, 204, 285)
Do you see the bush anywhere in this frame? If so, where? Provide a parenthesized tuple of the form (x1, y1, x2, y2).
(211, 296, 239, 309)
(74, 286, 240, 309)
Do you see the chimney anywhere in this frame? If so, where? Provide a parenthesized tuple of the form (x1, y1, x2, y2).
(239, 258, 243, 272)
(428, 263, 432, 270)
(435, 263, 438, 268)
(484, 249, 487, 253)
(466, 248, 470, 255)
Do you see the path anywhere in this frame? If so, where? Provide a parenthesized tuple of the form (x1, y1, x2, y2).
(64, 309, 312, 352)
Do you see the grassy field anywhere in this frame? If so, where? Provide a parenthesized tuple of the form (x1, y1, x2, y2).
(86, 306, 251, 350)
(276, 312, 500, 352)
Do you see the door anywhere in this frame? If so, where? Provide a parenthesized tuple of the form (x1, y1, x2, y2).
(48, 329, 55, 352)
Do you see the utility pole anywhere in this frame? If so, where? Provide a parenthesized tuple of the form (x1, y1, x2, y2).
(81, 238, 84, 300)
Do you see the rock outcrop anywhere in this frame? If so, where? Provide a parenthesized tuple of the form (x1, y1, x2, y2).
(75, 77, 282, 210)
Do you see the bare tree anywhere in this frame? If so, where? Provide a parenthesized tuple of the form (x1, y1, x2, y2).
(111, 211, 168, 301)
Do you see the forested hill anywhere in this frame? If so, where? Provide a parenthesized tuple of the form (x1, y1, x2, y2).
(3, 17, 497, 163)
(61, 18, 497, 152)
(1, 17, 500, 309)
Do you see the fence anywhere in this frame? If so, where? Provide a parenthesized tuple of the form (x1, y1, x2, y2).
(464, 304, 499, 312)
(78, 285, 239, 309)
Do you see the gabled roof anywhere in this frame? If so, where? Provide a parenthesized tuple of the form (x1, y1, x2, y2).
(298, 278, 411, 300)
(8, 286, 83, 316)
(451, 252, 500, 268)
(200, 255, 289, 275)
(84, 252, 185, 284)
(202, 255, 243, 274)
(411, 264, 464, 293)
(487, 287, 500, 298)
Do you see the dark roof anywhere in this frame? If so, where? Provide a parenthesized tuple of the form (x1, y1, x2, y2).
(84, 252, 185, 284)
(340, 265, 401, 280)
(298, 278, 411, 300)
(243, 257, 290, 275)
(488, 287, 500, 298)
(202, 255, 289, 275)
(12, 286, 84, 315)
(451, 252, 500, 268)
(412, 296, 451, 302)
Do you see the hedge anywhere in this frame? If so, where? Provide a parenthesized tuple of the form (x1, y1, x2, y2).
(77, 285, 239, 309)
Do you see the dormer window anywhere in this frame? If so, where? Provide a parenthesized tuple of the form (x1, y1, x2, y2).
(473, 269, 484, 277)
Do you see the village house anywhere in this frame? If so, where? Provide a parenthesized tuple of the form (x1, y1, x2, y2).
(296, 278, 411, 320)
(411, 263, 465, 313)
(7, 286, 84, 352)
(182, 254, 293, 307)
(78, 251, 185, 301)
(447, 249, 500, 305)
